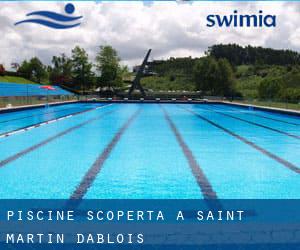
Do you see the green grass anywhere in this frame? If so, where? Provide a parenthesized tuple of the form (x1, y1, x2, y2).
(0, 76, 37, 84)
(141, 76, 195, 91)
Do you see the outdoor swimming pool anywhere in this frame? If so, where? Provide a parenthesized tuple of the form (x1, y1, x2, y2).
(0, 103, 298, 199)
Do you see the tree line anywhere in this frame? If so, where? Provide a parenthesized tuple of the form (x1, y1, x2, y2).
(147, 44, 300, 101)
(208, 44, 300, 66)
(1, 43, 299, 101)
(6, 45, 127, 92)
(148, 56, 235, 96)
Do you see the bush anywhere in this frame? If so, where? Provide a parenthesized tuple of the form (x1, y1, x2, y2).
(169, 75, 176, 82)
(0, 64, 5, 76)
(258, 78, 283, 99)
(279, 88, 300, 103)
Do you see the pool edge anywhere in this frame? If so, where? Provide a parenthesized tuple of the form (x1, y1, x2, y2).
(1, 99, 299, 117)
(0, 100, 79, 114)
(222, 101, 300, 117)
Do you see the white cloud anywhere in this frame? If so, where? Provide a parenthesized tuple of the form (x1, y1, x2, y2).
(0, 1, 300, 70)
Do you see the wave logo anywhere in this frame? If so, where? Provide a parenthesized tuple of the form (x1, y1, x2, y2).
(15, 3, 82, 29)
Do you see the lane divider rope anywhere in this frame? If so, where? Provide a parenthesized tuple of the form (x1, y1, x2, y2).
(0, 104, 112, 139)
(0, 106, 116, 168)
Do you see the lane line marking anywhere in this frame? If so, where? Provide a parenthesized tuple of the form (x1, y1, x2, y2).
(0, 108, 116, 168)
(70, 108, 141, 200)
(214, 105, 300, 126)
(203, 106, 300, 140)
(180, 106, 300, 174)
(160, 105, 220, 203)
(0, 104, 91, 124)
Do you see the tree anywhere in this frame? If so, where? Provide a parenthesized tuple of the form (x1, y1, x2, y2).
(258, 78, 283, 99)
(71, 46, 94, 91)
(0, 64, 5, 76)
(215, 58, 235, 96)
(95, 45, 122, 88)
(18, 58, 47, 83)
(208, 44, 300, 66)
(193, 57, 235, 96)
(49, 54, 73, 85)
(29, 57, 47, 83)
(193, 57, 218, 93)
(18, 60, 32, 79)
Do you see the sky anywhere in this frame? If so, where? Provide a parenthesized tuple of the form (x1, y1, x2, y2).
(0, 1, 300, 70)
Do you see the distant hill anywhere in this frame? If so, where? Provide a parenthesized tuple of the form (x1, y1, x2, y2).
(143, 45, 300, 102)
(235, 64, 300, 101)
(143, 57, 197, 91)
(208, 44, 300, 66)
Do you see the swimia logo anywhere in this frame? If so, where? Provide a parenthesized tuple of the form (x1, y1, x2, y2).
(206, 10, 276, 28)
(15, 3, 82, 29)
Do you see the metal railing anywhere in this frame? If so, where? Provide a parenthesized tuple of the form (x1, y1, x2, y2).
(0, 95, 78, 109)
(1, 94, 299, 112)
(230, 97, 300, 111)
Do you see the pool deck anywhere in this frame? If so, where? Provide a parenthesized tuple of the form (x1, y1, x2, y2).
(0, 99, 299, 117)
(223, 101, 300, 117)
(0, 100, 78, 114)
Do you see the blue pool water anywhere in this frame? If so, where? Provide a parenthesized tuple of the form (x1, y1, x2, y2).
(0, 103, 103, 136)
(0, 103, 298, 199)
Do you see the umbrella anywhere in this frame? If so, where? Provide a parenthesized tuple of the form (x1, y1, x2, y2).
(40, 85, 56, 106)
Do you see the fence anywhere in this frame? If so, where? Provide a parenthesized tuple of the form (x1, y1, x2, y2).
(231, 97, 300, 111)
(0, 82, 77, 108)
